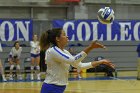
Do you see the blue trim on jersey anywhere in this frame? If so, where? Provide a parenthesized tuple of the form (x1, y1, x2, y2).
(53, 47, 69, 59)
(104, 8, 112, 19)
(75, 54, 82, 60)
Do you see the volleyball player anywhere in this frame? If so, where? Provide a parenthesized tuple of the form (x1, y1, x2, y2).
(8, 41, 22, 80)
(30, 34, 40, 80)
(40, 28, 114, 93)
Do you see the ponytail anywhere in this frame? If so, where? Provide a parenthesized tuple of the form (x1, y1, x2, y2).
(40, 31, 50, 51)
(40, 28, 62, 50)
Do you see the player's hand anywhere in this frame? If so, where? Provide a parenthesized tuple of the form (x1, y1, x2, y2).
(84, 40, 106, 54)
(89, 40, 106, 50)
(99, 59, 115, 68)
(91, 59, 115, 69)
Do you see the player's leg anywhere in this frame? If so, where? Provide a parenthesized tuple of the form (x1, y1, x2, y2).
(77, 67, 82, 78)
(0, 60, 7, 81)
(9, 58, 14, 80)
(30, 54, 35, 80)
(137, 58, 140, 80)
(16, 59, 22, 80)
(35, 54, 40, 80)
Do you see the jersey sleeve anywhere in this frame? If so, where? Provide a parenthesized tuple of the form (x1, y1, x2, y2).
(72, 62, 93, 70)
(51, 47, 87, 66)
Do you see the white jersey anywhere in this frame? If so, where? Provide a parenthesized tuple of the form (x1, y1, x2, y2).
(30, 41, 40, 54)
(44, 46, 93, 86)
(9, 47, 22, 59)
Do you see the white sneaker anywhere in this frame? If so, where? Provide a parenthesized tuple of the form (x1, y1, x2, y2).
(9, 75, 13, 80)
(2, 77, 7, 82)
(37, 76, 41, 80)
(30, 74, 34, 80)
(78, 74, 82, 79)
(37, 74, 41, 80)
(18, 75, 22, 80)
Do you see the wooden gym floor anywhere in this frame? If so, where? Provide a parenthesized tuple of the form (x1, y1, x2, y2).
(0, 71, 140, 93)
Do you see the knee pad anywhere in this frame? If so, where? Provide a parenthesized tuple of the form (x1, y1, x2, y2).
(31, 66, 34, 70)
(10, 65, 14, 70)
(16, 65, 20, 70)
(36, 65, 40, 70)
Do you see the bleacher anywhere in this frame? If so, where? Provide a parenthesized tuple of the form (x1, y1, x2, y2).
(67, 41, 139, 71)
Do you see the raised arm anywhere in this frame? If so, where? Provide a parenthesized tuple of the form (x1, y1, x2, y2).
(83, 40, 106, 54)
(51, 40, 106, 66)
(51, 46, 87, 66)
(73, 59, 115, 70)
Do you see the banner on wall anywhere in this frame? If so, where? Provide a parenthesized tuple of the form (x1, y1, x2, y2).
(0, 19, 33, 41)
(52, 20, 140, 41)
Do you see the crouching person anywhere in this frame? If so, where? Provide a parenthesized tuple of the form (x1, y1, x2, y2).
(8, 41, 22, 80)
